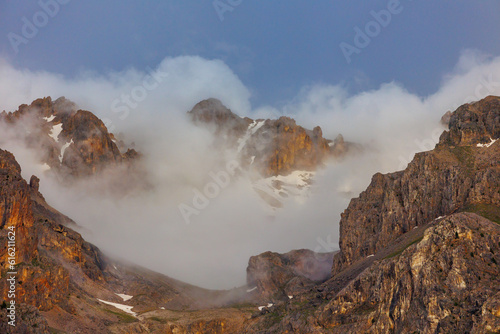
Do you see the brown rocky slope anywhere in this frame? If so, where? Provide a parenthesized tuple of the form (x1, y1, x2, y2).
(333, 95, 500, 273)
(243, 212, 500, 333)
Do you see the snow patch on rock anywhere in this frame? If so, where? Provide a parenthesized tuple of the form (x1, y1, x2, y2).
(258, 303, 274, 311)
(477, 138, 497, 148)
(98, 299, 136, 316)
(116, 293, 133, 302)
(59, 139, 73, 163)
(49, 123, 63, 142)
(237, 120, 265, 153)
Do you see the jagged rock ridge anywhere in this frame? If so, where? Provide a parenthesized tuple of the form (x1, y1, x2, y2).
(188, 98, 362, 208)
(2, 95, 500, 333)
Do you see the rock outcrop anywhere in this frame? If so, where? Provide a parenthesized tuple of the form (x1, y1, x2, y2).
(242, 213, 500, 333)
(440, 95, 500, 147)
(316, 213, 500, 333)
(247, 249, 334, 301)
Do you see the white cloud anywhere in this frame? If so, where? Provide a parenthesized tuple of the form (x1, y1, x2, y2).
(1, 50, 500, 289)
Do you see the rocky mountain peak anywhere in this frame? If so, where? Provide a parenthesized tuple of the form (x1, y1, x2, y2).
(187, 98, 355, 178)
(0, 97, 139, 180)
(439, 95, 500, 147)
(188, 98, 249, 135)
(187, 98, 362, 207)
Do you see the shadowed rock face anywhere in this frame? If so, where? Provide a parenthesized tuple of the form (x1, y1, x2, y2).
(247, 249, 335, 301)
(188, 98, 251, 138)
(245, 213, 500, 333)
(188, 98, 358, 177)
(332, 96, 500, 274)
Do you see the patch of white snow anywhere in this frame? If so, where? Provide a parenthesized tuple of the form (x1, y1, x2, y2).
(40, 163, 51, 172)
(477, 138, 497, 148)
(98, 299, 136, 317)
(59, 139, 73, 163)
(49, 123, 63, 142)
(116, 293, 133, 302)
(237, 120, 265, 153)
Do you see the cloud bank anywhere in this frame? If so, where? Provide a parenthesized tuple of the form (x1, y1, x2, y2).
(1, 50, 500, 289)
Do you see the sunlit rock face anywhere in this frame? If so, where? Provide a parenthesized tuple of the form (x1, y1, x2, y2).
(333, 96, 500, 274)
(188, 98, 359, 178)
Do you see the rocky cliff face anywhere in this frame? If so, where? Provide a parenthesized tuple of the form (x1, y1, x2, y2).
(0, 150, 38, 266)
(243, 213, 500, 333)
(332, 96, 500, 273)
(315, 213, 500, 333)
(440, 95, 500, 147)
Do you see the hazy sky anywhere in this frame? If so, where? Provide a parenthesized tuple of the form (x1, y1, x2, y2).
(1, 1, 499, 108)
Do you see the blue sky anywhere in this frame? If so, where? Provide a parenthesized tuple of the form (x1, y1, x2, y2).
(1, 1, 499, 108)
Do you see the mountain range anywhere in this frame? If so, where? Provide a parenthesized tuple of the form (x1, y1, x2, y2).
(0, 95, 499, 333)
